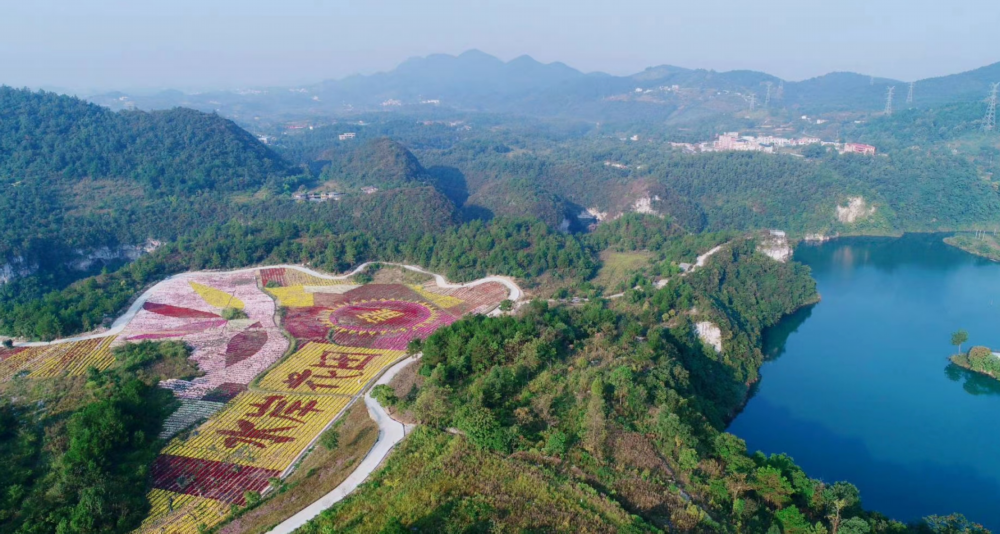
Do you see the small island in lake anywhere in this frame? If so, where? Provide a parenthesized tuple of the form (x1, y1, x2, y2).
(950, 346, 1000, 381)
(945, 233, 1000, 262)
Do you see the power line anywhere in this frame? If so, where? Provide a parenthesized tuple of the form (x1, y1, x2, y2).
(983, 82, 999, 132)
(884, 86, 895, 115)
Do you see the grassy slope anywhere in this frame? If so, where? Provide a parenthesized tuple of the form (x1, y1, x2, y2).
(299, 427, 656, 534)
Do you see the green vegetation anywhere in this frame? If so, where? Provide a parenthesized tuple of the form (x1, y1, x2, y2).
(303, 241, 975, 532)
(945, 233, 1000, 262)
(221, 307, 248, 320)
(951, 346, 1000, 382)
(0, 341, 193, 533)
(952, 330, 970, 356)
(592, 250, 652, 292)
(0, 217, 594, 340)
(370, 384, 399, 409)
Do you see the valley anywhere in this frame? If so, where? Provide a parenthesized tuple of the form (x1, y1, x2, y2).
(3, 43, 1000, 534)
(0, 263, 513, 533)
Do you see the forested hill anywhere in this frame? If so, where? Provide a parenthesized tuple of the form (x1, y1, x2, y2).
(319, 137, 431, 190)
(0, 87, 299, 291)
(0, 87, 288, 192)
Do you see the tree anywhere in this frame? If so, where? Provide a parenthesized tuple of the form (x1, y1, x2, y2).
(371, 384, 399, 409)
(499, 299, 514, 312)
(951, 330, 969, 355)
(406, 338, 422, 358)
(2, 339, 12, 348)
(822, 482, 860, 534)
(753, 466, 795, 508)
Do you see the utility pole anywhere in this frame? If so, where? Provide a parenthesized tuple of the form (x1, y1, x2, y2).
(764, 82, 773, 108)
(884, 86, 895, 115)
(906, 82, 914, 106)
(983, 82, 999, 132)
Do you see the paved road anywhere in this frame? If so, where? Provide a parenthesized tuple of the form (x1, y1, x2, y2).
(266, 356, 419, 534)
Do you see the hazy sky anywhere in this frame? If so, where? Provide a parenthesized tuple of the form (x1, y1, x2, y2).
(2, 0, 997, 93)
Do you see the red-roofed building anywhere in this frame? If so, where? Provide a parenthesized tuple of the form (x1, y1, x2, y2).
(844, 143, 876, 155)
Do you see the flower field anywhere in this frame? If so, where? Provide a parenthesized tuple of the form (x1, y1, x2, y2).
(0, 265, 511, 534)
(256, 343, 404, 396)
(161, 392, 352, 470)
(0, 336, 117, 381)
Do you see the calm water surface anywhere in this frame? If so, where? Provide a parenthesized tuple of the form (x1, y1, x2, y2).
(728, 234, 1000, 530)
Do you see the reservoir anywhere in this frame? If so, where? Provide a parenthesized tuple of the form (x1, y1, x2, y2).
(728, 234, 1000, 530)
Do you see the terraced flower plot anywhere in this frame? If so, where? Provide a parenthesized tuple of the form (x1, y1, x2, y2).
(0, 265, 511, 534)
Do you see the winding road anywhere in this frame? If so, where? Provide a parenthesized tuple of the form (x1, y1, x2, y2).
(266, 356, 420, 534)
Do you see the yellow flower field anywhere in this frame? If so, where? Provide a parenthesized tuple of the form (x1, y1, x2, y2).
(161, 391, 351, 470)
(257, 342, 403, 397)
(138, 489, 230, 534)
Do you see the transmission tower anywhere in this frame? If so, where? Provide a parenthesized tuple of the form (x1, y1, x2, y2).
(764, 82, 773, 108)
(983, 82, 999, 132)
(776, 81, 784, 101)
(884, 86, 895, 115)
(870, 75, 875, 86)
(746, 92, 756, 112)
(906, 82, 914, 106)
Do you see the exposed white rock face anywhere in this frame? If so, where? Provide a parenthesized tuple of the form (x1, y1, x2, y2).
(0, 257, 37, 285)
(803, 233, 832, 242)
(632, 195, 662, 215)
(758, 230, 792, 263)
(69, 240, 162, 271)
(558, 218, 571, 233)
(586, 207, 608, 221)
(836, 196, 876, 224)
(695, 321, 723, 353)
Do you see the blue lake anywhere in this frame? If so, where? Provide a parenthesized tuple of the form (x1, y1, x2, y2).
(728, 234, 1000, 530)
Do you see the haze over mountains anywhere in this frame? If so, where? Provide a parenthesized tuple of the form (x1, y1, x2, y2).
(87, 50, 1000, 122)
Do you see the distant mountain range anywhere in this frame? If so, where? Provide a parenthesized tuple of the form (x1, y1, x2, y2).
(86, 50, 1000, 123)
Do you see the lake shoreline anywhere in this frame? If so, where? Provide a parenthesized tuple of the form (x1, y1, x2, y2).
(944, 234, 1000, 262)
(949, 352, 1000, 382)
(727, 233, 1000, 530)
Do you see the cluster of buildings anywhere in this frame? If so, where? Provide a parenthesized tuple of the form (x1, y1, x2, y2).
(339, 132, 356, 141)
(690, 132, 876, 156)
(709, 132, 822, 153)
(293, 186, 379, 202)
(292, 192, 342, 203)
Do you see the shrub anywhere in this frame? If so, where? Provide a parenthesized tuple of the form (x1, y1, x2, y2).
(371, 384, 399, 407)
(221, 307, 248, 320)
(319, 427, 340, 451)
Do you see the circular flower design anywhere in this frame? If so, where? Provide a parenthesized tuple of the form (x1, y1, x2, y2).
(322, 299, 437, 336)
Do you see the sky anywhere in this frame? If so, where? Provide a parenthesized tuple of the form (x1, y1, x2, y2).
(1, 0, 998, 94)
